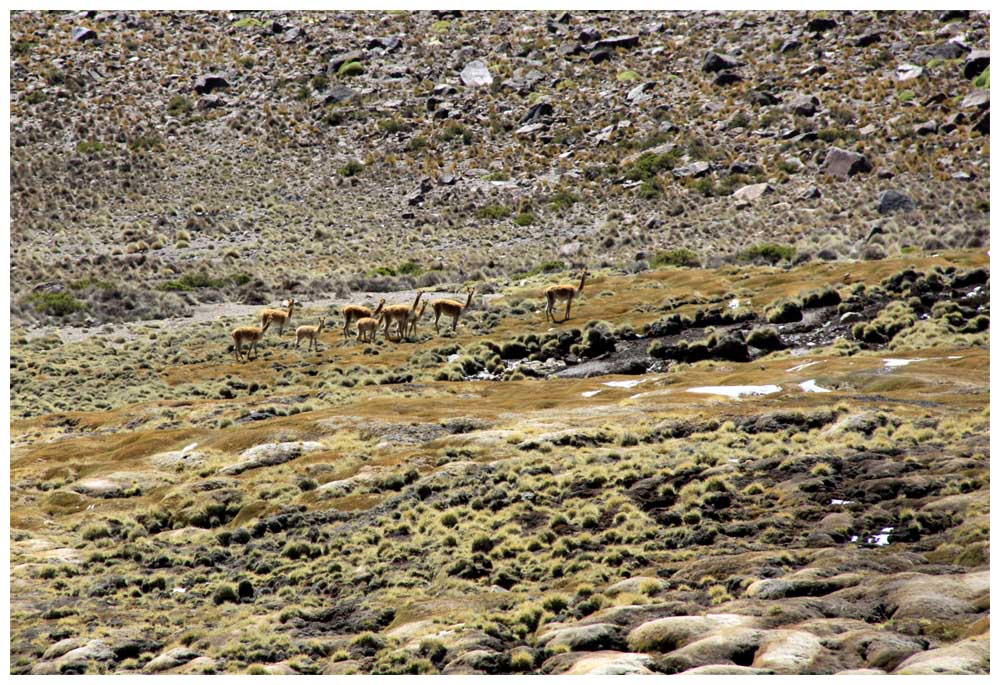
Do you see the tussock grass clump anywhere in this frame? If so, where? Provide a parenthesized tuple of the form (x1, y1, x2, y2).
(650, 248, 700, 269)
(738, 243, 796, 265)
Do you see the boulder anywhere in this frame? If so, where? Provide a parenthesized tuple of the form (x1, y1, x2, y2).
(72, 27, 98, 42)
(673, 161, 710, 178)
(194, 74, 229, 95)
(218, 441, 324, 476)
(703, 51, 740, 73)
(896, 64, 923, 81)
(605, 576, 667, 596)
(628, 614, 758, 652)
(915, 120, 938, 135)
(823, 147, 872, 179)
(960, 90, 989, 111)
(893, 634, 989, 675)
(713, 71, 743, 86)
(595, 35, 640, 51)
(806, 17, 837, 33)
(323, 85, 358, 105)
(855, 32, 881, 48)
(72, 470, 175, 498)
(732, 183, 774, 203)
(143, 647, 200, 673)
(459, 60, 493, 88)
(878, 190, 916, 214)
(963, 50, 989, 79)
(752, 630, 826, 674)
(544, 650, 654, 675)
(538, 623, 625, 652)
(788, 94, 820, 117)
(329, 50, 365, 72)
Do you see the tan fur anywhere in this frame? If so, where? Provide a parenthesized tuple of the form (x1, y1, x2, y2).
(342, 298, 385, 337)
(259, 298, 297, 335)
(232, 319, 270, 362)
(544, 269, 588, 323)
(382, 291, 424, 341)
(356, 314, 382, 343)
(432, 287, 475, 334)
(295, 317, 326, 351)
(404, 301, 428, 339)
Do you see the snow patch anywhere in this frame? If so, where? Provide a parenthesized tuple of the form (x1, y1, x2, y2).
(581, 390, 602, 398)
(787, 361, 822, 373)
(799, 379, 832, 393)
(687, 385, 782, 398)
(604, 379, 646, 389)
(830, 499, 853, 506)
(181, 442, 198, 454)
(884, 358, 924, 368)
(867, 527, 894, 546)
(728, 298, 741, 309)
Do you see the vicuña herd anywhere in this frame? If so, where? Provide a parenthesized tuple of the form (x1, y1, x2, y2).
(228, 269, 589, 362)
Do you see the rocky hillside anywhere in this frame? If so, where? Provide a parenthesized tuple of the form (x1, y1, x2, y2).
(10, 10, 990, 327)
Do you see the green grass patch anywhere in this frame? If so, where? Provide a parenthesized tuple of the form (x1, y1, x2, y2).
(476, 204, 512, 220)
(514, 212, 535, 226)
(973, 66, 989, 88)
(738, 243, 796, 265)
(624, 149, 681, 181)
(338, 61, 364, 77)
(233, 17, 266, 28)
(76, 140, 106, 155)
(339, 160, 364, 177)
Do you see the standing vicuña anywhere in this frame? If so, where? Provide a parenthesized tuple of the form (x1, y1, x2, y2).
(260, 298, 298, 335)
(342, 298, 385, 338)
(432, 287, 475, 334)
(382, 291, 424, 341)
(232, 319, 270, 362)
(404, 300, 428, 339)
(356, 313, 383, 343)
(295, 317, 326, 351)
(544, 269, 589, 323)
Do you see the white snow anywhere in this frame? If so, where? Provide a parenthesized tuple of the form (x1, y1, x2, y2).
(581, 390, 602, 398)
(604, 379, 646, 389)
(787, 361, 822, 373)
(830, 499, 853, 506)
(173, 587, 186, 594)
(884, 358, 924, 368)
(728, 298, 741, 309)
(799, 379, 832, 393)
(181, 442, 198, 454)
(867, 527, 894, 546)
(687, 385, 782, 398)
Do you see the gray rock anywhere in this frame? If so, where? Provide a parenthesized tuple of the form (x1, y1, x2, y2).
(915, 120, 938, 135)
(323, 85, 358, 105)
(595, 35, 640, 51)
(194, 74, 229, 95)
(713, 71, 743, 86)
(72, 27, 98, 42)
(788, 94, 820, 117)
(896, 64, 923, 82)
(780, 39, 802, 53)
(673, 161, 710, 178)
(918, 41, 969, 62)
(460, 60, 493, 88)
(143, 647, 200, 673)
(806, 17, 837, 33)
(823, 147, 872, 179)
(963, 50, 989, 79)
(626, 82, 654, 104)
(798, 186, 822, 200)
(960, 90, 989, 111)
(218, 441, 324, 476)
(589, 47, 613, 64)
(329, 50, 365, 72)
(856, 32, 881, 48)
(878, 190, 916, 215)
(703, 51, 740, 73)
(732, 183, 774, 202)
(538, 623, 625, 652)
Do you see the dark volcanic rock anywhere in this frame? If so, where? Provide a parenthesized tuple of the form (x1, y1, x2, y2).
(789, 94, 820, 117)
(72, 27, 98, 42)
(323, 85, 358, 104)
(823, 147, 873, 179)
(702, 51, 740, 73)
(194, 74, 229, 95)
(329, 50, 365, 72)
(589, 47, 613, 64)
(963, 50, 990, 79)
(856, 32, 881, 48)
(595, 35, 640, 50)
(522, 102, 554, 124)
(806, 17, 837, 33)
(713, 71, 743, 86)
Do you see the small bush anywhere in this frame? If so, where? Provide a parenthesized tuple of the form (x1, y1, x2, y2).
(973, 66, 990, 88)
(746, 327, 784, 350)
(338, 61, 364, 77)
(476, 204, 512, 221)
(514, 212, 535, 226)
(76, 140, 106, 155)
(29, 292, 86, 317)
(212, 583, 239, 605)
(765, 300, 803, 324)
(339, 160, 364, 177)
(739, 243, 795, 265)
(650, 249, 700, 268)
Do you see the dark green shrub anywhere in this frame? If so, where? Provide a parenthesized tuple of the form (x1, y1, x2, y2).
(29, 292, 86, 317)
(212, 583, 239, 605)
(339, 160, 364, 177)
(765, 300, 803, 324)
(476, 204, 512, 220)
(746, 327, 784, 350)
(739, 243, 796, 265)
(338, 61, 364, 77)
(650, 249, 700, 268)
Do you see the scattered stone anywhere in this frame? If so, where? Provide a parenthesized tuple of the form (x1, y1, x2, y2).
(702, 51, 740, 73)
(579, 27, 601, 43)
(732, 183, 774, 203)
(323, 85, 358, 104)
(963, 50, 989, 79)
(788, 94, 820, 117)
(823, 147, 872, 179)
(194, 74, 229, 95)
(938, 10, 970, 22)
(713, 71, 743, 86)
(459, 60, 493, 87)
(329, 50, 365, 72)
(878, 190, 916, 214)
(855, 32, 881, 48)
(915, 120, 938, 135)
(895, 64, 923, 82)
(960, 90, 989, 111)
(806, 17, 837, 33)
(595, 35, 640, 51)
(779, 39, 802, 53)
(971, 110, 988, 135)
(72, 27, 98, 42)
(673, 161, 710, 178)
(749, 90, 779, 106)
(798, 186, 821, 200)
(589, 47, 613, 64)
